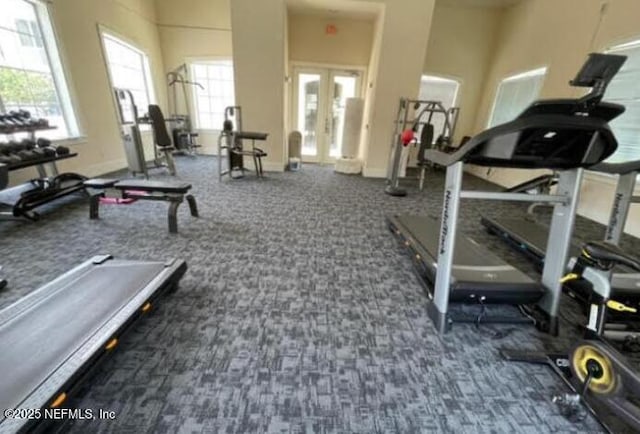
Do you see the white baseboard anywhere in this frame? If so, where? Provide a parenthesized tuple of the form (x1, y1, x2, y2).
(362, 167, 387, 178)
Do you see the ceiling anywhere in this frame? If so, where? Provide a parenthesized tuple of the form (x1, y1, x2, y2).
(286, 0, 525, 21)
(287, 0, 381, 21)
(437, 0, 526, 8)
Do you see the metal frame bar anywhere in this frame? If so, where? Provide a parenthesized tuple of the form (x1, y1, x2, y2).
(427, 161, 463, 333)
(605, 171, 638, 245)
(537, 169, 584, 334)
(427, 162, 582, 335)
(460, 191, 567, 204)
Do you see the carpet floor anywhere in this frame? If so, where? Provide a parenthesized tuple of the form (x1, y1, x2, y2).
(1, 156, 639, 433)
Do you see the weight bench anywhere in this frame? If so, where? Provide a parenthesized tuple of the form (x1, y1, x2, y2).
(84, 178, 198, 233)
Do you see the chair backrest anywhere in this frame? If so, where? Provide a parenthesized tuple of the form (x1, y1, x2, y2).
(148, 104, 172, 148)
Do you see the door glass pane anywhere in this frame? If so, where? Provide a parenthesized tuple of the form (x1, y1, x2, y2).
(297, 73, 320, 156)
(329, 74, 358, 158)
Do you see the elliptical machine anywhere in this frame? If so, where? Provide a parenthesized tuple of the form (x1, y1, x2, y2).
(505, 242, 640, 432)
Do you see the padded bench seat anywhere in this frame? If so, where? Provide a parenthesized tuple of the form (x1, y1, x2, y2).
(84, 178, 198, 233)
(114, 180, 192, 194)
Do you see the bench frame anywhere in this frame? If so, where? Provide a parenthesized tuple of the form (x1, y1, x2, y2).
(86, 180, 198, 233)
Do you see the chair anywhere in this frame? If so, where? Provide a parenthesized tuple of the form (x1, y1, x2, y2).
(147, 104, 177, 176)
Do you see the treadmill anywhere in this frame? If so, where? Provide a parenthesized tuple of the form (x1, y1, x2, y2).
(481, 159, 640, 306)
(0, 255, 186, 433)
(389, 53, 625, 334)
(387, 214, 543, 304)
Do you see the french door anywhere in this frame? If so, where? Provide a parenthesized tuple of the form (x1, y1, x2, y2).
(292, 66, 363, 164)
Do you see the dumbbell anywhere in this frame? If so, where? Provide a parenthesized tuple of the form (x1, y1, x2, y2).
(21, 139, 36, 150)
(36, 138, 51, 148)
(32, 148, 46, 159)
(5, 153, 21, 164)
(40, 147, 56, 157)
(17, 150, 38, 161)
(55, 146, 70, 156)
(7, 141, 24, 153)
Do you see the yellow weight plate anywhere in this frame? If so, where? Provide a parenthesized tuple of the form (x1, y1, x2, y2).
(571, 344, 617, 395)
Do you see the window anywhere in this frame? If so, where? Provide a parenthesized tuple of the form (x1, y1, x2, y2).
(488, 67, 546, 128)
(603, 40, 640, 163)
(190, 61, 235, 130)
(0, 0, 79, 140)
(15, 19, 42, 48)
(417, 75, 460, 139)
(100, 31, 155, 125)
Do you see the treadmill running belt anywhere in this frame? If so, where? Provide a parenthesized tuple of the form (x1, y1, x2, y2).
(389, 215, 543, 303)
(0, 260, 167, 416)
(481, 216, 581, 261)
(482, 216, 640, 296)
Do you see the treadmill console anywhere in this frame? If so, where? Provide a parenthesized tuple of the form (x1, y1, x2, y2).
(460, 53, 627, 170)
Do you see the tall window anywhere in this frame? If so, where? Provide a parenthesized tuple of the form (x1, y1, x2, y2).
(488, 67, 546, 128)
(101, 31, 155, 121)
(417, 75, 460, 139)
(0, 0, 79, 140)
(603, 40, 640, 163)
(190, 61, 235, 130)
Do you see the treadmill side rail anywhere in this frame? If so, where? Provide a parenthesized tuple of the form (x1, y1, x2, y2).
(0, 257, 187, 433)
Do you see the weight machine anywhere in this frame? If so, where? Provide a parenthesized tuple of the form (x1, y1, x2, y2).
(166, 64, 202, 155)
(114, 88, 176, 178)
(385, 98, 459, 196)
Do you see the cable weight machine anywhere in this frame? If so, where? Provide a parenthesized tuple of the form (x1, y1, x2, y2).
(385, 98, 459, 196)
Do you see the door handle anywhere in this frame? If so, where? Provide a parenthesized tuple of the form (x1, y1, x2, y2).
(325, 118, 330, 134)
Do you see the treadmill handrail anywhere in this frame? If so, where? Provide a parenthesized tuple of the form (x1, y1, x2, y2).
(591, 160, 640, 175)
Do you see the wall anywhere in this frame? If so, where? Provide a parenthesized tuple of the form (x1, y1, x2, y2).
(359, 0, 436, 176)
(155, 0, 232, 154)
(422, 3, 503, 144)
(8, 0, 167, 185)
(230, 0, 287, 171)
(466, 0, 640, 237)
(288, 13, 374, 66)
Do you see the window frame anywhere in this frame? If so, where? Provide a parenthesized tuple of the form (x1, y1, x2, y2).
(0, 0, 82, 141)
(419, 73, 461, 108)
(602, 39, 640, 165)
(188, 57, 235, 131)
(487, 66, 547, 128)
(97, 25, 156, 131)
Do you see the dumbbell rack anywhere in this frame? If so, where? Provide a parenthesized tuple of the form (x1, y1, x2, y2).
(0, 125, 86, 221)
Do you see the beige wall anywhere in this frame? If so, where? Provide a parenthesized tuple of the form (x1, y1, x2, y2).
(360, 0, 436, 176)
(466, 0, 640, 237)
(423, 4, 503, 144)
(3, 0, 167, 185)
(155, 0, 232, 154)
(288, 13, 374, 66)
(230, 0, 287, 171)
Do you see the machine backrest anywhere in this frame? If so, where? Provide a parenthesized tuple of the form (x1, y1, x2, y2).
(417, 123, 434, 165)
(148, 104, 172, 149)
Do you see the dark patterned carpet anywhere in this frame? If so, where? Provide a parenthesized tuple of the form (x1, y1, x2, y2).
(1, 156, 639, 433)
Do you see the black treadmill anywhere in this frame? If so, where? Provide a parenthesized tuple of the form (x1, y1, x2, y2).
(388, 53, 626, 332)
(0, 255, 186, 433)
(387, 215, 543, 304)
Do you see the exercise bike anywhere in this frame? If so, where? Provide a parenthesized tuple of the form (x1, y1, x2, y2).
(503, 241, 640, 432)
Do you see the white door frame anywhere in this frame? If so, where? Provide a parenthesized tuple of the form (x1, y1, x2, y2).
(290, 62, 366, 164)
